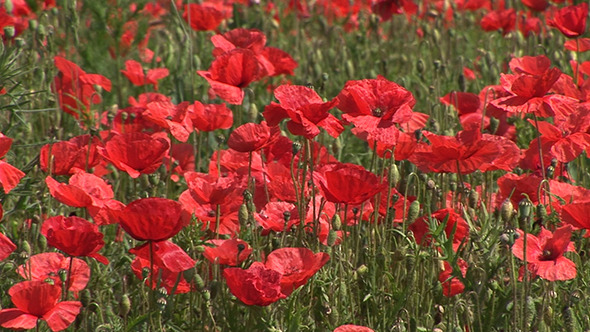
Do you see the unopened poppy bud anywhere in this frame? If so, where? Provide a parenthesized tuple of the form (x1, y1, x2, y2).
(248, 104, 258, 122)
(156, 298, 167, 312)
(238, 203, 249, 224)
(21, 240, 31, 256)
(536, 204, 548, 222)
(119, 294, 131, 317)
(283, 211, 291, 222)
(80, 289, 91, 307)
(416, 59, 425, 74)
(183, 267, 195, 284)
(38, 235, 47, 252)
(37, 24, 47, 37)
(194, 273, 205, 290)
(390, 164, 400, 187)
(242, 189, 253, 202)
(4, 0, 12, 13)
(468, 190, 479, 208)
(331, 214, 342, 231)
(356, 264, 368, 275)
(141, 267, 150, 280)
(14, 38, 25, 48)
(292, 141, 302, 154)
(3, 26, 14, 39)
(408, 200, 420, 222)
(327, 229, 338, 246)
(195, 245, 206, 254)
(58, 269, 68, 283)
(449, 181, 457, 192)
(501, 199, 514, 222)
(346, 60, 355, 77)
(518, 198, 533, 220)
(202, 289, 211, 301)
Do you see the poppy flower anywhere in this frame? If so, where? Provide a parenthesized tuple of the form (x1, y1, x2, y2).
(0, 134, 24, 193)
(565, 38, 590, 52)
(265, 247, 330, 295)
(439, 258, 468, 297)
(313, 162, 386, 205)
(167, 143, 196, 182)
(131, 256, 193, 294)
(223, 262, 286, 306)
(189, 102, 233, 132)
(0, 231, 15, 261)
(121, 59, 169, 90)
(408, 129, 504, 174)
(129, 240, 195, 273)
(333, 325, 375, 332)
(561, 202, 590, 235)
(263, 84, 343, 139)
(41, 216, 109, 264)
(197, 49, 262, 105)
(53, 56, 112, 121)
(203, 238, 252, 266)
(512, 225, 576, 281)
(521, 0, 548, 12)
(180, 189, 241, 235)
(480, 8, 516, 36)
(17, 253, 90, 292)
(40, 135, 101, 175)
(182, 3, 226, 32)
(227, 121, 280, 153)
(98, 131, 170, 178)
(0, 281, 82, 331)
(143, 100, 193, 142)
(546, 3, 588, 38)
(409, 208, 469, 251)
(255, 201, 300, 235)
(118, 197, 190, 242)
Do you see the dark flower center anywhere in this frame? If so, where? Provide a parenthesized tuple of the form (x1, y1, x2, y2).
(372, 108, 383, 117)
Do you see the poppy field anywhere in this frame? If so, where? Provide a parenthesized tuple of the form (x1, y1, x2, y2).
(1, 0, 590, 331)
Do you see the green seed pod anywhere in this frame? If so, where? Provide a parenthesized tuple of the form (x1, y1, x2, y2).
(119, 294, 131, 317)
(501, 199, 514, 223)
(518, 197, 533, 221)
(292, 141, 302, 155)
(58, 269, 68, 283)
(3, 26, 14, 39)
(407, 200, 420, 222)
(327, 229, 338, 246)
(202, 289, 211, 301)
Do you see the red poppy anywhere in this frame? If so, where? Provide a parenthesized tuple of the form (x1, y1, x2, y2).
(255, 201, 300, 235)
(53, 56, 112, 121)
(512, 225, 576, 281)
(0, 281, 82, 331)
(130, 258, 193, 294)
(439, 258, 468, 297)
(480, 8, 516, 36)
(203, 238, 252, 266)
(17, 253, 90, 292)
(565, 38, 590, 52)
(189, 102, 233, 132)
(408, 129, 505, 174)
(0, 134, 24, 194)
(117, 197, 190, 242)
(143, 100, 193, 142)
(265, 247, 330, 295)
(40, 135, 101, 175)
(521, 0, 548, 12)
(129, 240, 195, 273)
(0, 232, 15, 261)
(98, 131, 170, 178)
(561, 202, 590, 235)
(263, 84, 343, 139)
(184, 171, 237, 206)
(227, 121, 280, 153)
(197, 49, 261, 105)
(121, 59, 169, 90)
(41, 216, 109, 264)
(546, 3, 588, 38)
(183, 3, 226, 32)
(45, 171, 113, 208)
(333, 325, 375, 332)
(313, 162, 386, 205)
(409, 208, 469, 251)
(167, 143, 196, 182)
(223, 262, 286, 306)
(180, 189, 241, 235)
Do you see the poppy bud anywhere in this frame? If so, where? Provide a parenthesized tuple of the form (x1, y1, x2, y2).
(3, 26, 14, 39)
(536, 204, 548, 223)
(346, 60, 355, 77)
(283, 211, 291, 222)
(238, 203, 249, 224)
(434, 304, 444, 325)
(44, 278, 55, 285)
(449, 182, 457, 192)
(119, 294, 131, 317)
(156, 297, 167, 312)
(4, 0, 12, 13)
(468, 190, 479, 209)
(433, 60, 441, 71)
(37, 24, 47, 37)
(327, 229, 338, 246)
(80, 289, 91, 307)
(416, 59, 425, 74)
(248, 104, 259, 123)
(141, 267, 150, 280)
(194, 273, 205, 290)
(546, 165, 555, 178)
(58, 269, 68, 283)
(21, 240, 31, 256)
(38, 235, 47, 252)
(195, 245, 206, 254)
(15, 38, 25, 48)
(331, 214, 342, 231)
(209, 280, 220, 299)
(518, 198, 533, 221)
(292, 142, 302, 154)
(390, 164, 400, 187)
(407, 200, 420, 222)
(501, 200, 514, 222)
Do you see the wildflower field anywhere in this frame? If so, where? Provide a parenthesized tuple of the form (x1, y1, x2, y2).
(0, 0, 590, 331)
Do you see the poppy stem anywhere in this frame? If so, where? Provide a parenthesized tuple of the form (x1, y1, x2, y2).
(533, 114, 546, 179)
(64, 256, 74, 301)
